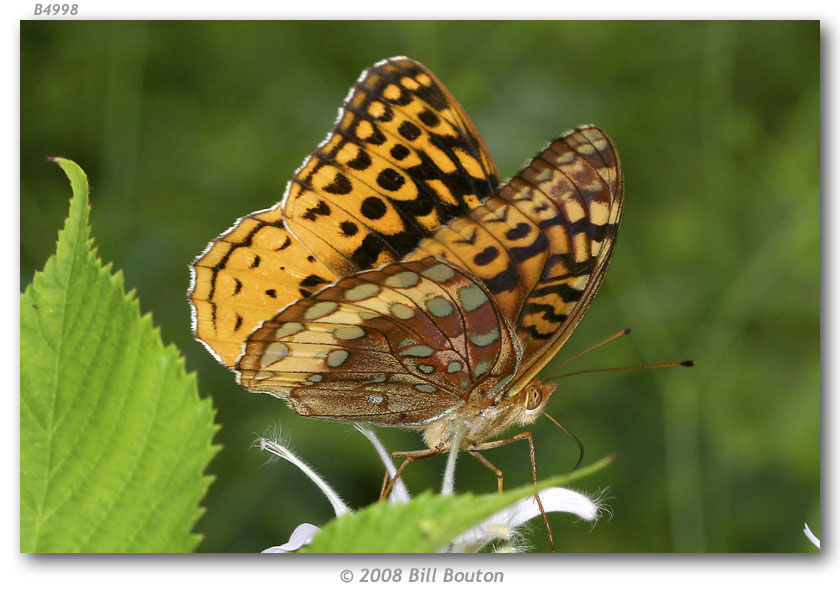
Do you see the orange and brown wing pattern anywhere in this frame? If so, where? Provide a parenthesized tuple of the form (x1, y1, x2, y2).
(189, 57, 499, 370)
(406, 125, 623, 391)
(510, 126, 623, 385)
(189, 216, 336, 368)
(282, 56, 501, 274)
(237, 256, 518, 425)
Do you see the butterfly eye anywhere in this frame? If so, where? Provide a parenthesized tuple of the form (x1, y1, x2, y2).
(526, 386, 542, 411)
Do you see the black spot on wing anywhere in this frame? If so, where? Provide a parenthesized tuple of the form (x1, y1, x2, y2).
(347, 148, 372, 170)
(377, 168, 405, 192)
(398, 121, 421, 141)
(302, 200, 331, 221)
(481, 261, 518, 295)
(301, 273, 328, 288)
(418, 109, 440, 127)
(361, 196, 388, 220)
(505, 222, 531, 240)
(340, 221, 359, 237)
(390, 144, 410, 160)
(351, 233, 392, 270)
(473, 246, 499, 266)
(323, 172, 352, 195)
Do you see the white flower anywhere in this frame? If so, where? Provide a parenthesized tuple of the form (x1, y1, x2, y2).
(257, 425, 601, 553)
(257, 426, 402, 554)
(448, 487, 600, 553)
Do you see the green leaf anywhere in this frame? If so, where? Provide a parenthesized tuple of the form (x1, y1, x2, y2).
(302, 455, 612, 553)
(20, 158, 219, 552)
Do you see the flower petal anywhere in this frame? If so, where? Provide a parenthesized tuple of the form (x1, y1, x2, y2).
(262, 523, 320, 553)
(448, 487, 599, 552)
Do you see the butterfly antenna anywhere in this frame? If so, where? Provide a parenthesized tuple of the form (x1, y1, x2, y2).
(543, 411, 584, 471)
(542, 328, 632, 380)
(547, 360, 695, 381)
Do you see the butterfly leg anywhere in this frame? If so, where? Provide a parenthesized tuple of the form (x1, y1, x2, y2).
(471, 431, 556, 552)
(379, 447, 442, 501)
(378, 468, 392, 500)
(468, 450, 504, 493)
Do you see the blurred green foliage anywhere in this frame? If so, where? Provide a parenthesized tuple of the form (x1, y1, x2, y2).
(20, 21, 819, 553)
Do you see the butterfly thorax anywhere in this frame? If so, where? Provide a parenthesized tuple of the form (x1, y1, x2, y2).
(421, 380, 557, 450)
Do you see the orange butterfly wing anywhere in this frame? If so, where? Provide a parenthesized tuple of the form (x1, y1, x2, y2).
(189, 57, 500, 368)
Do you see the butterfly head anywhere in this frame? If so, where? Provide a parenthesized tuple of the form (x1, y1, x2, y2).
(513, 379, 557, 427)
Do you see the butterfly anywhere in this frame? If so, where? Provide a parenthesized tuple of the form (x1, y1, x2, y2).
(189, 57, 623, 507)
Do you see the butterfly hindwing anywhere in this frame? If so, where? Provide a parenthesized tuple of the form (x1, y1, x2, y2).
(237, 257, 518, 425)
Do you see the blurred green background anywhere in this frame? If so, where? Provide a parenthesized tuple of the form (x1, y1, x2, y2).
(20, 21, 819, 553)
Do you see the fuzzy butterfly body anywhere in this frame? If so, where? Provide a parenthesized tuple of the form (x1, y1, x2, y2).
(189, 57, 624, 452)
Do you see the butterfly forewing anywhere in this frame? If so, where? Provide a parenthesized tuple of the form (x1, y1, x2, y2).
(189, 57, 500, 369)
(237, 256, 518, 426)
(282, 57, 501, 274)
(511, 126, 623, 386)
